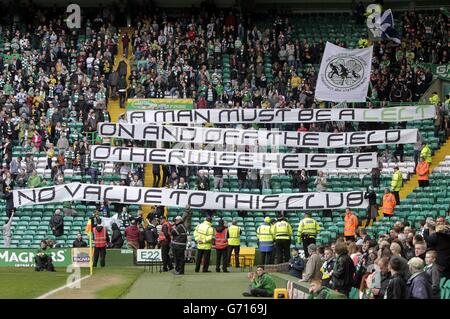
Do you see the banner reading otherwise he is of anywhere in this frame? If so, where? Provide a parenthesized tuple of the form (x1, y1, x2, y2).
(315, 42, 374, 102)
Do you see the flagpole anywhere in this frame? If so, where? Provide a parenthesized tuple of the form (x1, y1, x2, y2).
(89, 228, 93, 276)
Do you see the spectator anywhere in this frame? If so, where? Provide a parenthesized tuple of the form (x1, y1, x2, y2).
(423, 223, 450, 281)
(213, 167, 223, 190)
(288, 247, 305, 278)
(152, 164, 161, 187)
(385, 256, 407, 299)
(242, 266, 276, 297)
(49, 209, 64, 238)
(197, 171, 209, 191)
(370, 257, 391, 299)
(35, 240, 55, 272)
(300, 244, 322, 282)
(308, 279, 347, 299)
(414, 241, 427, 260)
(144, 218, 158, 249)
(424, 250, 441, 299)
(72, 233, 88, 248)
(181, 205, 193, 233)
(332, 241, 355, 297)
(314, 171, 327, 192)
(406, 257, 432, 299)
(390, 242, 411, 279)
(2, 212, 14, 248)
(27, 169, 42, 188)
(125, 219, 140, 253)
(110, 223, 124, 248)
(364, 186, 378, 226)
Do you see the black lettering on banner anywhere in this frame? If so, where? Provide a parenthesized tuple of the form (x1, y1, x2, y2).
(104, 186, 122, 202)
(38, 187, 56, 203)
(155, 110, 175, 123)
(259, 109, 275, 122)
(215, 194, 234, 209)
(218, 109, 239, 123)
(129, 111, 145, 123)
(179, 127, 196, 142)
(261, 195, 279, 209)
(286, 195, 305, 209)
(275, 109, 289, 122)
(143, 189, 162, 205)
(335, 155, 353, 168)
(176, 110, 193, 123)
(326, 193, 344, 208)
(305, 194, 324, 209)
(188, 150, 210, 166)
(366, 131, 383, 145)
(218, 152, 236, 167)
(129, 147, 147, 162)
(347, 191, 364, 207)
(123, 188, 142, 203)
(84, 186, 102, 201)
(261, 153, 278, 169)
(193, 109, 210, 123)
(161, 125, 177, 142)
(327, 134, 344, 147)
(316, 109, 332, 122)
(284, 132, 302, 147)
(64, 183, 82, 199)
(242, 109, 257, 122)
(93, 145, 111, 159)
(118, 123, 135, 139)
(223, 129, 240, 145)
(339, 109, 355, 121)
(298, 109, 313, 121)
(241, 131, 258, 145)
(356, 153, 374, 168)
(168, 149, 187, 165)
(148, 148, 168, 163)
(309, 154, 327, 168)
(237, 153, 253, 168)
(99, 123, 116, 137)
(143, 125, 161, 141)
(204, 128, 221, 143)
(234, 194, 253, 209)
(17, 189, 36, 205)
(188, 192, 207, 208)
(385, 130, 401, 143)
(303, 133, 320, 146)
(168, 190, 187, 205)
(349, 132, 366, 145)
(281, 154, 300, 169)
(266, 131, 283, 146)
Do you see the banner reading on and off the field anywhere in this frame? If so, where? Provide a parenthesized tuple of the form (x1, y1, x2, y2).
(126, 105, 435, 124)
(13, 183, 369, 210)
(315, 42, 373, 102)
(90, 146, 377, 170)
(98, 122, 419, 148)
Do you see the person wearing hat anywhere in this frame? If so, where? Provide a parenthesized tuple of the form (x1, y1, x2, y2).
(49, 209, 64, 237)
(416, 156, 430, 188)
(273, 217, 293, 264)
(227, 219, 242, 268)
(256, 217, 275, 265)
(297, 212, 320, 258)
(382, 188, 397, 218)
(364, 186, 378, 227)
(194, 216, 214, 272)
(390, 166, 403, 205)
(171, 216, 188, 275)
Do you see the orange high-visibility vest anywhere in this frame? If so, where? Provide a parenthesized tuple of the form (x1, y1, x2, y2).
(214, 228, 228, 250)
(382, 193, 397, 216)
(94, 227, 107, 248)
(158, 221, 172, 241)
(344, 213, 358, 236)
(416, 161, 430, 181)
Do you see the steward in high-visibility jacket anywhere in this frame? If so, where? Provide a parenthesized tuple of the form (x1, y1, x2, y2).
(257, 217, 275, 252)
(429, 92, 440, 105)
(416, 157, 430, 187)
(227, 220, 242, 268)
(298, 212, 320, 258)
(194, 216, 215, 273)
(93, 220, 109, 267)
(382, 188, 397, 217)
(420, 143, 432, 164)
(343, 209, 358, 241)
(391, 167, 403, 192)
(273, 218, 293, 240)
(214, 219, 229, 272)
(273, 217, 293, 264)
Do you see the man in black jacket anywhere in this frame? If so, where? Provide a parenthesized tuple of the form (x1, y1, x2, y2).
(423, 223, 450, 279)
(332, 241, 355, 297)
(49, 209, 64, 237)
(144, 218, 158, 249)
(385, 256, 407, 299)
(72, 233, 88, 247)
(110, 223, 124, 248)
(364, 186, 378, 226)
(171, 216, 188, 275)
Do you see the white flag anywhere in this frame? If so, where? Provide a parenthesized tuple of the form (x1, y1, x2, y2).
(315, 42, 373, 102)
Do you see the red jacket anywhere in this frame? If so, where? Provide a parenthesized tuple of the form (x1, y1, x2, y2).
(125, 225, 139, 242)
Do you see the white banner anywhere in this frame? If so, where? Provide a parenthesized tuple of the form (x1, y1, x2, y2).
(98, 122, 419, 148)
(90, 145, 377, 170)
(12, 183, 369, 210)
(315, 42, 373, 102)
(126, 105, 435, 124)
